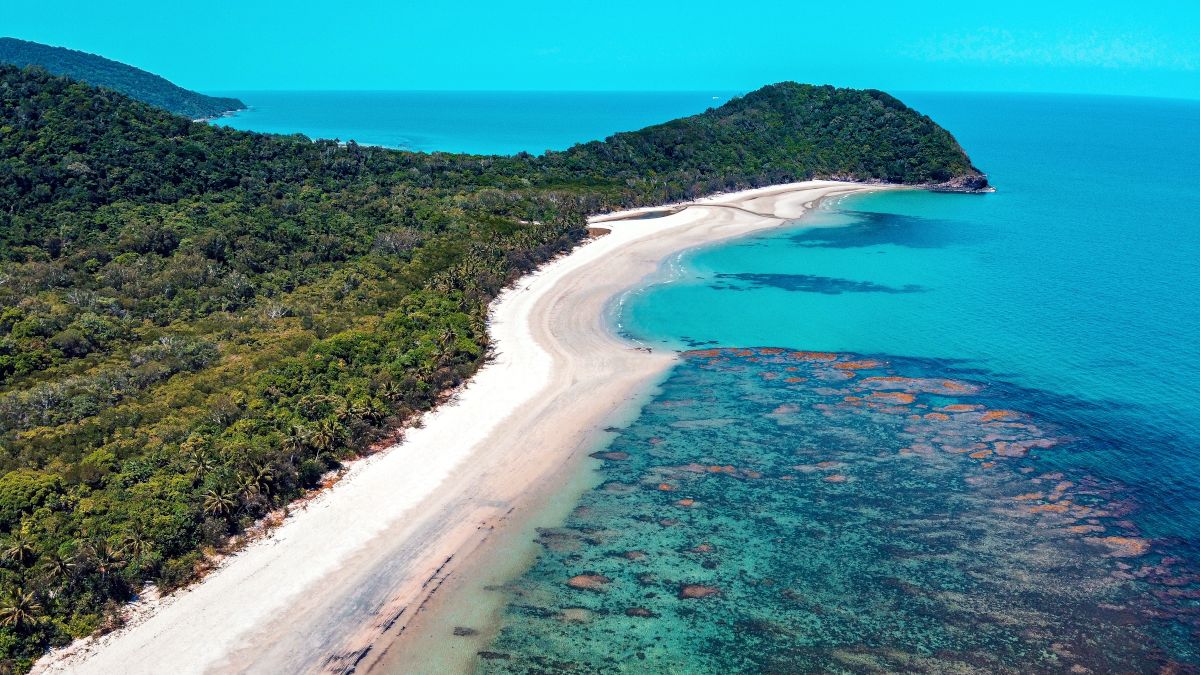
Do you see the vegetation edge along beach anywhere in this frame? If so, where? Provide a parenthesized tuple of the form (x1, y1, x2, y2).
(355, 182, 904, 675)
(0, 62, 984, 672)
(38, 181, 892, 674)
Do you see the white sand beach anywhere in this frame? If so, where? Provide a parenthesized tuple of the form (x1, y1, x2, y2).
(34, 180, 889, 675)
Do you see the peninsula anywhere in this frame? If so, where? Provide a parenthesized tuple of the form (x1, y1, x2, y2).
(0, 62, 984, 672)
(38, 182, 888, 674)
(0, 38, 245, 118)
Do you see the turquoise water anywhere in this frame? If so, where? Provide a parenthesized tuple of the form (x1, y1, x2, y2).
(213, 91, 1200, 669)
(480, 93, 1200, 670)
(483, 350, 1197, 671)
(210, 91, 735, 154)
(620, 93, 1200, 539)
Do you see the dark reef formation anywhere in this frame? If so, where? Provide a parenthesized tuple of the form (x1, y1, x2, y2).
(0, 61, 988, 668)
(481, 349, 1198, 673)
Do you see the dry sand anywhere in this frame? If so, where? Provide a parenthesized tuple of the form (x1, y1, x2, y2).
(34, 180, 888, 675)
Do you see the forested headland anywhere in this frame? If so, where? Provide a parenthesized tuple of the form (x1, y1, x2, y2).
(0, 63, 985, 670)
(0, 38, 244, 119)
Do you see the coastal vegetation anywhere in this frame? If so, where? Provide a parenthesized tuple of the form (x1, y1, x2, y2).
(0, 38, 244, 119)
(0, 63, 983, 670)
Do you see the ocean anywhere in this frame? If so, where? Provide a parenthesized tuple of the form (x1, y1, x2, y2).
(214, 91, 1200, 670)
(210, 90, 735, 155)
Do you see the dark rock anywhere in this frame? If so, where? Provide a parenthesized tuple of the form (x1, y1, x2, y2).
(679, 584, 721, 599)
(566, 573, 611, 590)
(929, 172, 994, 193)
(590, 451, 630, 461)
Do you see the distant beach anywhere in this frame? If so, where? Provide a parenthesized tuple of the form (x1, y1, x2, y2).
(34, 181, 887, 674)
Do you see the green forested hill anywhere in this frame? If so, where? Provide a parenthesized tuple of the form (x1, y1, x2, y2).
(0, 38, 244, 119)
(553, 82, 986, 192)
(0, 64, 984, 669)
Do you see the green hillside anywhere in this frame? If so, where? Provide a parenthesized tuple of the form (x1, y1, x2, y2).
(0, 38, 243, 118)
(0, 64, 985, 669)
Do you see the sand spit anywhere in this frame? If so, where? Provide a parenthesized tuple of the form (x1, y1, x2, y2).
(35, 181, 889, 675)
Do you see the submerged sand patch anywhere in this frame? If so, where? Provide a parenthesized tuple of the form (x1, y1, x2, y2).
(35, 182, 889, 675)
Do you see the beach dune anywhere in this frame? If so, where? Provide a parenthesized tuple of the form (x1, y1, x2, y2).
(34, 181, 887, 675)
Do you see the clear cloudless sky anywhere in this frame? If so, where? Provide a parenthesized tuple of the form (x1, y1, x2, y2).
(5, 0, 1199, 99)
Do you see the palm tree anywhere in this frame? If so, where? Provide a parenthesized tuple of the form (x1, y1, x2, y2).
(2, 532, 38, 567)
(334, 398, 362, 424)
(361, 397, 388, 422)
(378, 380, 403, 404)
(187, 452, 215, 481)
(430, 272, 455, 294)
(203, 487, 238, 519)
(435, 328, 458, 369)
(281, 424, 308, 462)
(181, 433, 215, 479)
(307, 419, 340, 459)
(0, 587, 42, 630)
(36, 551, 79, 588)
(413, 358, 438, 379)
(85, 542, 126, 582)
(239, 463, 274, 497)
(437, 327, 456, 352)
(120, 524, 151, 561)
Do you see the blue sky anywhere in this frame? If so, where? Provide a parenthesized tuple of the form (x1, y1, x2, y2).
(7, 0, 1199, 98)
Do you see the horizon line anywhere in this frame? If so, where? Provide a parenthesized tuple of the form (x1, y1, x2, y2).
(203, 88, 1200, 103)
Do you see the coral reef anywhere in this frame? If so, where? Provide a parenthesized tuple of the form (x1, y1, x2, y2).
(480, 349, 1199, 673)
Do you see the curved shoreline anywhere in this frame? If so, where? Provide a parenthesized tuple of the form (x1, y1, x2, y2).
(34, 180, 890, 675)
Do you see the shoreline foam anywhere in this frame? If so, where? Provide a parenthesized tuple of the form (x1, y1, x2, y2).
(34, 180, 890, 675)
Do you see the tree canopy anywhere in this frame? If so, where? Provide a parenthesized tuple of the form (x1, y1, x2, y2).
(0, 38, 244, 119)
(0, 64, 984, 670)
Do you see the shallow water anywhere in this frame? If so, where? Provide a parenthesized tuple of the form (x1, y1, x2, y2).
(617, 93, 1200, 541)
(477, 93, 1200, 671)
(237, 90, 1200, 670)
(481, 350, 1197, 672)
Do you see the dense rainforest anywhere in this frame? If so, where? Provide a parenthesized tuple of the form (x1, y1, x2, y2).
(0, 38, 244, 119)
(0, 63, 984, 670)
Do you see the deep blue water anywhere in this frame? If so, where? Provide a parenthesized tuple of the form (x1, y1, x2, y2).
(617, 93, 1200, 541)
(210, 91, 735, 154)
(217, 91, 1200, 669)
(499, 92, 1200, 669)
(485, 350, 1200, 672)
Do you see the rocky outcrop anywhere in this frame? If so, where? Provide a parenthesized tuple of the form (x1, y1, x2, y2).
(930, 172, 994, 193)
(565, 574, 611, 590)
(829, 171, 993, 193)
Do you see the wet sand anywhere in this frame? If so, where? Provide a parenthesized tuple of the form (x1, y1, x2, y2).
(34, 181, 891, 675)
